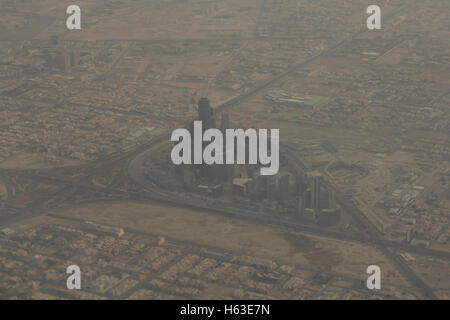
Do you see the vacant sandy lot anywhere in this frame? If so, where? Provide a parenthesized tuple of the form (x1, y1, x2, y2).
(55, 200, 412, 287)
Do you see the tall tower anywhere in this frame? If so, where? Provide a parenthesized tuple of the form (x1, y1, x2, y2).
(70, 51, 80, 67)
(198, 97, 212, 129)
(220, 112, 230, 132)
(278, 173, 290, 201)
(311, 173, 322, 214)
(328, 189, 335, 209)
(54, 49, 71, 72)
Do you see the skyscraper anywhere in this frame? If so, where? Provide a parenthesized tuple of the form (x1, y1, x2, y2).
(70, 51, 80, 67)
(55, 49, 71, 72)
(198, 97, 212, 129)
(278, 173, 290, 201)
(220, 112, 230, 132)
(311, 173, 322, 214)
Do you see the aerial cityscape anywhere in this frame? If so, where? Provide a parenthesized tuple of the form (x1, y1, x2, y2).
(0, 0, 448, 300)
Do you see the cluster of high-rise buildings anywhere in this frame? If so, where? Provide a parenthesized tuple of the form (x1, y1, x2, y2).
(45, 49, 80, 72)
(300, 172, 340, 226)
(177, 98, 340, 225)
